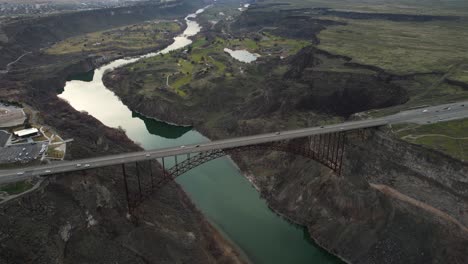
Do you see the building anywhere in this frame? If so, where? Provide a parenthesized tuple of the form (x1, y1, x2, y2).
(13, 128, 39, 138)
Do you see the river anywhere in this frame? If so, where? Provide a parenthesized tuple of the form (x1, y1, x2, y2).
(59, 7, 341, 264)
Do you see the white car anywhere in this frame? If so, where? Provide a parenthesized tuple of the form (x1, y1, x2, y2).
(145, 153, 151, 157)
(76, 164, 82, 167)
(180, 145, 186, 148)
(16, 172, 24, 175)
(422, 109, 429, 113)
(45, 170, 51, 173)
(84, 164, 91, 168)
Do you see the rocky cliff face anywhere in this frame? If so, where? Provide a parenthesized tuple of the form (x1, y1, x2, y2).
(232, 129, 468, 264)
(285, 47, 409, 117)
(0, 166, 244, 264)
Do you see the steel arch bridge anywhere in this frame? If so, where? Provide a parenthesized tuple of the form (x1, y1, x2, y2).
(122, 130, 369, 213)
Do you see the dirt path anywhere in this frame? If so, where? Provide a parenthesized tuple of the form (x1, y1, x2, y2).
(391, 123, 422, 134)
(402, 134, 468, 140)
(1, 51, 32, 73)
(0, 178, 44, 205)
(370, 183, 468, 234)
(417, 62, 463, 100)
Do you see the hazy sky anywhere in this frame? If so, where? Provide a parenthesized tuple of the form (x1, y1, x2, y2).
(0, 0, 125, 3)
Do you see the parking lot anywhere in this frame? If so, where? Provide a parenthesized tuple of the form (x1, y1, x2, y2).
(0, 103, 26, 128)
(0, 142, 47, 164)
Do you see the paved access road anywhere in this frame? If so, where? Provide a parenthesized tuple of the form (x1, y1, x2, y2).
(0, 101, 466, 185)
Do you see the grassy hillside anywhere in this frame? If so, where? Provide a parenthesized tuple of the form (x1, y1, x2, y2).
(47, 21, 182, 55)
(393, 119, 468, 161)
(318, 19, 468, 75)
(258, 0, 468, 16)
(0, 0, 203, 67)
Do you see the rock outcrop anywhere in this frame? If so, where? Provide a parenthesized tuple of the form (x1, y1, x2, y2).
(236, 129, 468, 264)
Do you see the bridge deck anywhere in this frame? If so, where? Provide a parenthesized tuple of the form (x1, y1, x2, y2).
(0, 101, 466, 184)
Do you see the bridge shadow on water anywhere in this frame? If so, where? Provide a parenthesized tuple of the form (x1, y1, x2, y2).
(132, 111, 192, 139)
(66, 69, 95, 83)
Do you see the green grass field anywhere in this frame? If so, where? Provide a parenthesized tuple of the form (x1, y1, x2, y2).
(258, 0, 468, 16)
(0, 181, 33, 195)
(393, 119, 468, 160)
(228, 32, 310, 58)
(47, 21, 182, 55)
(318, 19, 468, 76)
(449, 64, 468, 83)
(198, 1, 244, 22)
(124, 31, 309, 98)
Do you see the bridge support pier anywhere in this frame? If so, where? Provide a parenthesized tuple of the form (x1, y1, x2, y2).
(121, 164, 131, 214)
(136, 162, 142, 200)
(337, 132, 346, 175)
(149, 160, 154, 190)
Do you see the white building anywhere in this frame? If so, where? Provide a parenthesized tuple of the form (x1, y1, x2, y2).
(13, 128, 39, 138)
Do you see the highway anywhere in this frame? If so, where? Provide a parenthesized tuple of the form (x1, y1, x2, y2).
(0, 101, 467, 185)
